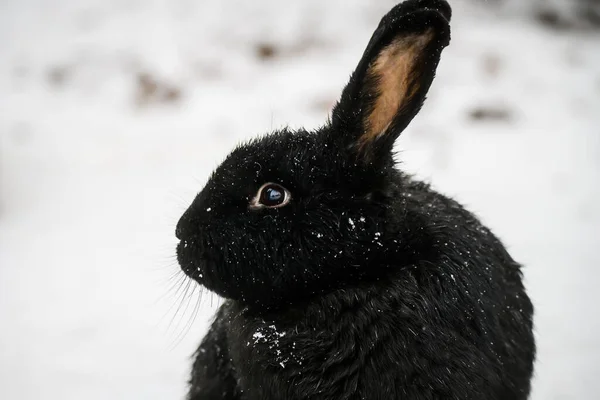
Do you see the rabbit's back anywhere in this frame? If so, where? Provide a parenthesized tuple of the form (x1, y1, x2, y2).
(397, 174, 536, 396)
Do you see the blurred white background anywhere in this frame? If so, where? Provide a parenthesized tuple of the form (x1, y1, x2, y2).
(1, 0, 599, 399)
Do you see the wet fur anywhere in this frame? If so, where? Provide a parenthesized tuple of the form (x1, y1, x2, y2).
(175, 1, 536, 399)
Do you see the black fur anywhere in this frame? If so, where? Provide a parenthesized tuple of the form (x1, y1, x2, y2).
(175, 1, 536, 399)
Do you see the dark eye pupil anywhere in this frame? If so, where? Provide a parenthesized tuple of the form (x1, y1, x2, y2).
(260, 185, 285, 206)
(267, 188, 282, 201)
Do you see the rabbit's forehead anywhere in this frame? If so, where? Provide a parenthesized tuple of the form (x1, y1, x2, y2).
(215, 131, 330, 184)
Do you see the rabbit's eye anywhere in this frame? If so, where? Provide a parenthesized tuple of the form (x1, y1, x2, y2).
(250, 183, 291, 210)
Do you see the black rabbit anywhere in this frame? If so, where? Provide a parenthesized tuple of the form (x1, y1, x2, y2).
(175, 1, 536, 399)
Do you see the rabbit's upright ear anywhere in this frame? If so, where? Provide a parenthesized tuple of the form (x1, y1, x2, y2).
(331, 2, 451, 162)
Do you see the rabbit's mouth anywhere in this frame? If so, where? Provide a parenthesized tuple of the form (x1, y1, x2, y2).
(177, 238, 243, 300)
(176, 238, 209, 282)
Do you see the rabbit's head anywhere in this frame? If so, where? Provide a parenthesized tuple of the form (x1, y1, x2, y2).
(176, 0, 451, 307)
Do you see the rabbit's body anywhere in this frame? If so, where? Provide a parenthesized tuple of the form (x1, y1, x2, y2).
(176, 1, 535, 399)
(186, 174, 534, 400)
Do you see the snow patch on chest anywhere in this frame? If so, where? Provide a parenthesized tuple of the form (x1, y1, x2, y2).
(248, 323, 303, 368)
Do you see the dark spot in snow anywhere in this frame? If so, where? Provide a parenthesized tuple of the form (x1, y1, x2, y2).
(535, 9, 571, 30)
(47, 65, 70, 87)
(135, 72, 182, 107)
(586, 6, 600, 27)
(256, 43, 278, 60)
(534, 3, 600, 31)
(256, 36, 326, 62)
(163, 86, 182, 102)
(468, 106, 512, 123)
(136, 73, 158, 103)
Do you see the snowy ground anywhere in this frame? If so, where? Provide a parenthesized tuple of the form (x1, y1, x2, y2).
(1, 0, 599, 399)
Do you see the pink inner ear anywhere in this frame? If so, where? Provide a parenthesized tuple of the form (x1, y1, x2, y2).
(360, 29, 435, 147)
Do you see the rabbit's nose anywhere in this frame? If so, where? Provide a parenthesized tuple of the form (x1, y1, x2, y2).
(175, 220, 186, 240)
(176, 209, 198, 240)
